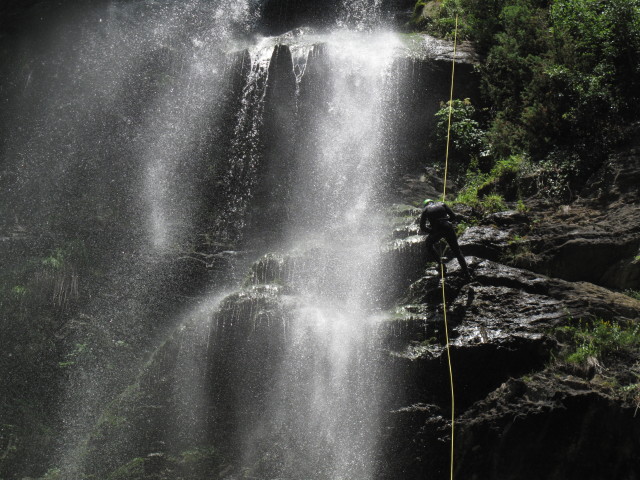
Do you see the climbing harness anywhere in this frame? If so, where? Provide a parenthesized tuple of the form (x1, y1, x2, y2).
(441, 14, 459, 480)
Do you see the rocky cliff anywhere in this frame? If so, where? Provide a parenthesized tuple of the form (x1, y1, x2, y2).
(75, 140, 640, 479)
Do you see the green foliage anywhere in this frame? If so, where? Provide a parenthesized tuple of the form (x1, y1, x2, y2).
(557, 319, 640, 364)
(455, 0, 640, 186)
(42, 240, 90, 271)
(42, 249, 65, 270)
(411, 0, 471, 39)
(11, 284, 27, 298)
(551, 0, 640, 99)
(491, 154, 523, 177)
(503, 233, 538, 267)
(624, 289, 640, 301)
(40, 468, 62, 480)
(620, 383, 640, 410)
(454, 156, 522, 214)
(58, 343, 89, 368)
(455, 220, 472, 236)
(434, 98, 488, 176)
(455, 189, 507, 215)
(481, 193, 507, 213)
(516, 199, 528, 213)
(520, 151, 580, 199)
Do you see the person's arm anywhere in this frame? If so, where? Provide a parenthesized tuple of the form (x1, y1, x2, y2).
(443, 203, 457, 223)
(419, 209, 430, 234)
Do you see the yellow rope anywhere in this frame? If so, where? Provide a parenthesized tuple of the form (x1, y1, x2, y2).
(441, 263, 455, 480)
(442, 15, 459, 203)
(441, 14, 459, 480)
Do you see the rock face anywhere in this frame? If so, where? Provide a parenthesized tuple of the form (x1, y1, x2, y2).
(83, 281, 293, 478)
(83, 230, 640, 479)
(458, 203, 640, 291)
(77, 136, 640, 478)
(375, 138, 640, 479)
(378, 251, 640, 478)
(455, 375, 640, 480)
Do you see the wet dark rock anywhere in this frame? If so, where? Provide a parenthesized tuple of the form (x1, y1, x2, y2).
(85, 278, 293, 478)
(455, 374, 640, 480)
(388, 256, 640, 397)
(248, 44, 298, 250)
(387, 259, 572, 411)
(535, 230, 639, 287)
(454, 201, 640, 291)
(480, 210, 530, 228)
(391, 170, 445, 207)
(79, 237, 640, 479)
(458, 226, 514, 262)
(379, 403, 450, 479)
(519, 203, 640, 290)
(381, 235, 429, 304)
(492, 141, 640, 290)
(583, 127, 640, 204)
(245, 252, 295, 286)
(384, 55, 480, 174)
(381, 253, 640, 479)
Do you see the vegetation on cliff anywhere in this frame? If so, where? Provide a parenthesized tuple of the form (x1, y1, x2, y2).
(420, 0, 640, 199)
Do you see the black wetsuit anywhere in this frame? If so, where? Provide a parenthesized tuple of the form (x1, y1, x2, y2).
(420, 202, 470, 276)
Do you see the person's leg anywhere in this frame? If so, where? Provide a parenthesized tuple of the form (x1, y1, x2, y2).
(444, 228, 471, 277)
(426, 230, 447, 275)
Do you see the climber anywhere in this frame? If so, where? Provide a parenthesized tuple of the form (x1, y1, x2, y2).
(419, 199, 471, 279)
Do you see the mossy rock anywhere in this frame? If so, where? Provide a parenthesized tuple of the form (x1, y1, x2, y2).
(107, 457, 145, 480)
(411, 1, 442, 27)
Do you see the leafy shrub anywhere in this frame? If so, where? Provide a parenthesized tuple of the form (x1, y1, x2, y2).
(557, 319, 640, 364)
(454, 155, 521, 213)
(516, 199, 527, 212)
(455, 188, 507, 215)
(434, 98, 489, 177)
(519, 150, 580, 199)
(39, 468, 62, 480)
(449, 0, 640, 186)
(411, 0, 471, 39)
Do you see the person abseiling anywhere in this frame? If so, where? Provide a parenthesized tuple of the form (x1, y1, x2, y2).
(419, 198, 471, 279)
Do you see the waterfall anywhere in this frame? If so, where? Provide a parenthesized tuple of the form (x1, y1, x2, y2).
(213, 41, 276, 244)
(3, 1, 266, 476)
(232, 30, 402, 479)
(0, 0, 471, 478)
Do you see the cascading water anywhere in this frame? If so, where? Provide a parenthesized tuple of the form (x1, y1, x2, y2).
(256, 31, 401, 478)
(0, 1, 266, 476)
(0, 0, 471, 478)
(213, 40, 276, 244)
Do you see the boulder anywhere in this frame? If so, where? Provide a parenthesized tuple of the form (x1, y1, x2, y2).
(458, 225, 514, 262)
(455, 374, 640, 480)
(382, 257, 637, 413)
(379, 257, 640, 479)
